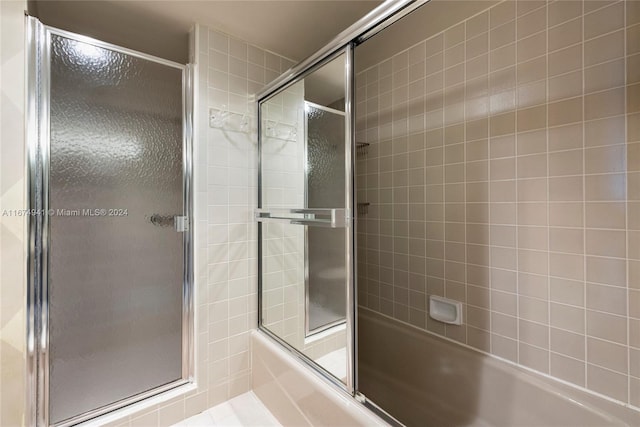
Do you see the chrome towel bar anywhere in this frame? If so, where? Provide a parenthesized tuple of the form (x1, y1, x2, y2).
(255, 208, 347, 228)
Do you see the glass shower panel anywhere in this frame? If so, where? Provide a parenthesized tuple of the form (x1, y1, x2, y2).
(306, 103, 346, 334)
(258, 52, 351, 386)
(354, 0, 634, 424)
(48, 35, 185, 424)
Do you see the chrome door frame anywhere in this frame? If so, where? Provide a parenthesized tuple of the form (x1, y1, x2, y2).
(26, 17, 194, 427)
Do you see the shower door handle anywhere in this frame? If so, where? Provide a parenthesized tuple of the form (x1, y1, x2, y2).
(149, 214, 189, 232)
(255, 208, 347, 228)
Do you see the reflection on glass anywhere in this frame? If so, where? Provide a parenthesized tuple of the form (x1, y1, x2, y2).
(305, 102, 346, 334)
(259, 53, 348, 384)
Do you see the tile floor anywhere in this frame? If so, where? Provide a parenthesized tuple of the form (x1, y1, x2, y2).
(172, 392, 281, 427)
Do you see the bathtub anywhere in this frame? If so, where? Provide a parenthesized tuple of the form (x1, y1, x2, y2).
(251, 331, 387, 427)
(359, 308, 640, 427)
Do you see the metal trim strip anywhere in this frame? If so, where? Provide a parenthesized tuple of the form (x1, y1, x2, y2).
(46, 26, 186, 70)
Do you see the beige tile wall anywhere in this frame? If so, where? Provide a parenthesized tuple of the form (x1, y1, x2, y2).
(0, 2, 27, 426)
(356, 0, 640, 408)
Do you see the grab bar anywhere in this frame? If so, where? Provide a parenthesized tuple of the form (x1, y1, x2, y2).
(255, 208, 347, 228)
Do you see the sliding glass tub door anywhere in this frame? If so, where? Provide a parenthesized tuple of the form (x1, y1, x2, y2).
(257, 49, 354, 390)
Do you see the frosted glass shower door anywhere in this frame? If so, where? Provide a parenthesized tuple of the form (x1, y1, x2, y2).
(41, 31, 191, 425)
(305, 102, 347, 334)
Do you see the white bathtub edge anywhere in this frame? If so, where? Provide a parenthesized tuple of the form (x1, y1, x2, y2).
(250, 330, 388, 426)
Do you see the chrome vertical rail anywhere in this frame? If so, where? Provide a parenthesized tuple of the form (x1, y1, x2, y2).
(256, 94, 264, 331)
(40, 22, 50, 427)
(345, 43, 358, 394)
(303, 102, 310, 337)
(26, 15, 51, 426)
(182, 64, 195, 382)
(40, 22, 52, 427)
(344, 43, 356, 394)
(25, 15, 41, 427)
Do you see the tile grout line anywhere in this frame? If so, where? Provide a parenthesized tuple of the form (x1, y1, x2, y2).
(624, 0, 631, 406)
(485, 5, 497, 354)
(513, 0, 521, 367)
(581, 0, 588, 391)
(546, 0, 552, 377)
(440, 32, 447, 339)
(463, 20, 469, 346)
(423, 42, 430, 330)
(487, 6, 494, 356)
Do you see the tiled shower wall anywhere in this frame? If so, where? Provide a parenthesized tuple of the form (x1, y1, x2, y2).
(128, 24, 295, 426)
(356, 0, 640, 407)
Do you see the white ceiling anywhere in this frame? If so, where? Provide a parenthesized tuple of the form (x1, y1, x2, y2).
(32, 0, 382, 64)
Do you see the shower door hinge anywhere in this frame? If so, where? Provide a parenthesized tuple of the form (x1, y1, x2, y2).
(174, 216, 189, 232)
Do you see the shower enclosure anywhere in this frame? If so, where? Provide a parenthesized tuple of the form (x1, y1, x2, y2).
(26, 18, 193, 426)
(255, 0, 429, 404)
(257, 50, 353, 386)
(257, 0, 638, 425)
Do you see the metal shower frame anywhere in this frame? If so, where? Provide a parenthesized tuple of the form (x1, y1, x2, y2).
(25, 16, 195, 427)
(255, 0, 430, 406)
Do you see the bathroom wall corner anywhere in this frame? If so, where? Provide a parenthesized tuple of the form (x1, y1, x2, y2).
(194, 22, 296, 413)
(0, 1, 28, 426)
